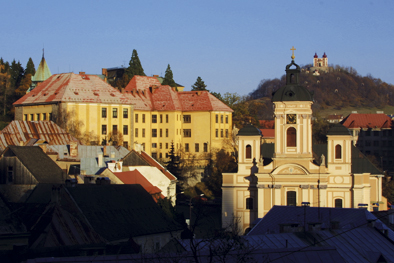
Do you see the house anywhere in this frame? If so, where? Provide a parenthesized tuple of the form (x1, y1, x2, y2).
(327, 114, 343, 123)
(0, 120, 80, 152)
(246, 205, 394, 263)
(122, 75, 233, 167)
(341, 112, 394, 173)
(13, 72, 135, 149)
(222, 55, 386, 232)
(0, 146, 65, 202)
(21, 184, 183, 255)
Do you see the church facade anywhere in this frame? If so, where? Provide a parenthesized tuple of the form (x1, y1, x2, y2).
(222, 55, 386, 232)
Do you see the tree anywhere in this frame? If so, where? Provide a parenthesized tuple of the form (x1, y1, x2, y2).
(25, 57, 36, 76)
(191, 76, 208, 91)
(162, 64, 177, 88)
(108, 130, 124, 146)
(126, 49, 146, 79)
(15, 74, 31, 98)
(0, 65, 11, 117)
(165, 141, 181, 179)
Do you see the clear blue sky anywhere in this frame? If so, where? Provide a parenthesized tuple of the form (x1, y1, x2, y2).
(2, 1, 393, 96)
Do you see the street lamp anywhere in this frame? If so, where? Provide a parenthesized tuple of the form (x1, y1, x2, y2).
(189, 194, 204, 230)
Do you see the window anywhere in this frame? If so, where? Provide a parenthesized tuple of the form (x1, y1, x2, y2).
(142, 128, 145, 137)
(216, 129, 218, 137)
(160, 129, 162, 137)
(30, 114, 34, 121)
(166, 129, 169, 137)
(135, 128, 138, 137)
(24, 114, 27, 121)
(113, 108, 118, 118)
(221, 115, 223, 123)
(216, 114, 218, 123)
(204, 143, 208, 152)
(113, 125, 117, 133)
(102, 125, 107, 135)
(160, 153, 162, 158)
(226, 129, 229, 138)
(7, 166, 13, 183)
(183, 115, 191, 123)
(43, 113, 47, 120)
(287, 191, 296, 206)
(160, 114, 163, 123)
(287, 127, 296, 147)
(335, 144, 341, 159)
(221, 129, 223, 138)
(246, 198, 253, 210)
(152, 129, 157, 137)
(183, 129, 191, 137)
(335, 199, 343, 208)
(226, 115, 228, 124)
(123, 125, 128, 135)
(152, 153, 157, 159)
(123, 109, 128, 118)
(166, 143, 168, 149)
(49, 113, 52, 121)
(373, 131, 379, 137)
(37, 114, 40, 121)
(166, 114, 169, 123)
(135, 114, 139, 123)
(123, 141, 128, 148)
(152, 114, 157, 123)
(152, 143, 157, 148)
(246, 145, 252, 159)
(365, 130, 371, 136)
(374, 141, 379, 147)
(185, 143, 189, 152)
(142, 114, 145, 123)
(102, 108, 107, 118)
(160, 143, 162, 149)
(166, 153, 169, 158)
(195, 143, 199, 152)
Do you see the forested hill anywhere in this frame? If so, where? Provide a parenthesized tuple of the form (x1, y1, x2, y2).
(249, 65, 394, 112)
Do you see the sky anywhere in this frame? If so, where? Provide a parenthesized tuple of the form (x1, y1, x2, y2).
(2, 1, 394, 96)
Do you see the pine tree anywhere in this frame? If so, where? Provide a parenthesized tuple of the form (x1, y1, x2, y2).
(126, 49, 146, 79)
(191, 76, 208, 91)
(162, 64, 177, 88)
(25, 58, 36, 76)
(165, 141, 181, 178)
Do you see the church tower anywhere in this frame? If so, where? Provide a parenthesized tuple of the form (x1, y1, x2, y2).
(30, 49, 52, 91)
(271, 47, 314, 168)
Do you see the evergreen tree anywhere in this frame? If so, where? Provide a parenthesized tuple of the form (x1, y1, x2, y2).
(10, 60, 24, 89)
(191, 76, 208, 91)
(162, 64, 177, 88)
(126, 49, 146, 79)
(165, 141, 181, 178)
(25, 58, 36, 76)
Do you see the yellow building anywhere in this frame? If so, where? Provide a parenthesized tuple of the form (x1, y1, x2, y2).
(222, 57, 386, 233)
(14, 72, 134, 149)
(123, 76, 233, 164)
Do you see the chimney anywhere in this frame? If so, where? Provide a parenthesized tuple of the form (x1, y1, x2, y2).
(102, 68, 107, 76)
(70, 142, 78, 158)
(153, 75, 159, 78)
(98, 153, 103, 167)
(103, 146, 108, 156)
(79, 72, 85, 75)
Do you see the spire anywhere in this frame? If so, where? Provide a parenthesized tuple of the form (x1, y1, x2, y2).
(290, 46, 296, 60)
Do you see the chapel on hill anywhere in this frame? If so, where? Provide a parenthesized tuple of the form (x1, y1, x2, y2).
(222, 51, 386, 233)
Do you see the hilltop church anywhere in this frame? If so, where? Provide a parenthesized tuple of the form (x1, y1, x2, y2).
(222, 51, 386, 233)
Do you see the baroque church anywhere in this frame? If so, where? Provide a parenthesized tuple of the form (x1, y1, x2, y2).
(222, 51, 386, 232)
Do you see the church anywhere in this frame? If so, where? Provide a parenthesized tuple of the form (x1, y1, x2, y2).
(222, 50, 386, 233)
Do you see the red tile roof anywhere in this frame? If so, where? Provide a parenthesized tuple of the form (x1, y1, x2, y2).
(341, 113, 393, 129)
(0, 121, 80, 151)
(114, 170, 162, 196)
(260, 129, 275, 138)
(124, 76, 232, 112)
(259, 120, 275, 129)
(14, 73, 134, 106)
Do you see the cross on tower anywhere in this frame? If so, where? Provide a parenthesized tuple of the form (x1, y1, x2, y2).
(290, 46, 296, 60)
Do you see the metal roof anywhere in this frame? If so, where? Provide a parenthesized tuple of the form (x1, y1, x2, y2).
(0, 121, 80, 152)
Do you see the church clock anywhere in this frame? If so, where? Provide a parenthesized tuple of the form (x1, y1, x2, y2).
(286, 114, 296, 124)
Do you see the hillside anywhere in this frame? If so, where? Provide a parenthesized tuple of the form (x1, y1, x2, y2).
(248, 65, 394, 120)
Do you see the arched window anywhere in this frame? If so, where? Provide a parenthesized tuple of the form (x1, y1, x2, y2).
(335, 145, 342, 159)
(246, 145, 252, 159)
(287, 191, 296, 206)
(287, 127, 296, 147)
(335, 199, 343, 208)
(246, 198, 253, 210)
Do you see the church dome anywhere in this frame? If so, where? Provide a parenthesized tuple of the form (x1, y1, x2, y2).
(327, 123, 351, 135)
(323, 52, 327, 58)
(314, 53, 318, 58)
(272, 60, 313, 102)
(237, 123, 261, 136)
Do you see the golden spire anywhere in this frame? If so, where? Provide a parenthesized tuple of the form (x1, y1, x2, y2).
(290, 46, 296, 60)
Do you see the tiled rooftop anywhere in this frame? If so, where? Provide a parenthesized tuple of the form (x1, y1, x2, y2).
(341, 113, 392, 129)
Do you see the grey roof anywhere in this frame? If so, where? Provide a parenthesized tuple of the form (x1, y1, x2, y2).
(237, 123, 262, 136)
(122, 150, 150, 166)
(272, 60, 313, 102)
(4, 146, 65, 183)
(327, 123, 351, 136)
